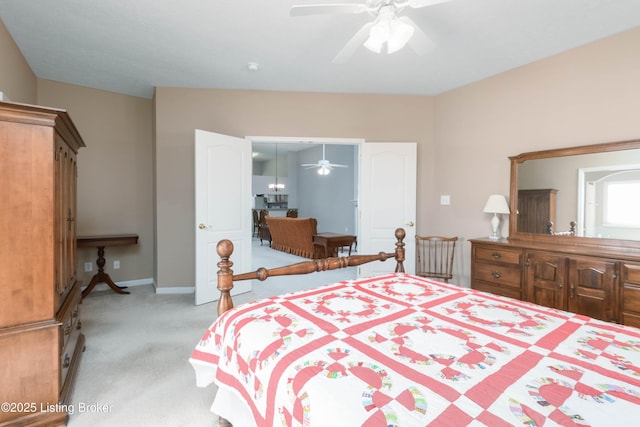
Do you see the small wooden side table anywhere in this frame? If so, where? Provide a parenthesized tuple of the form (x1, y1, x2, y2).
(313, 233, 357, 258)
(77, 234, 139, 298)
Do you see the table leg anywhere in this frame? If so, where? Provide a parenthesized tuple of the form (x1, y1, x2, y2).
(323, 243, 332, 258)
(82, 246, 130, 298)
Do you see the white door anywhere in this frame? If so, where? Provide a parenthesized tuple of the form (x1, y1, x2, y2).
(358, 142, 417, 277)
(195, 130, 252, 305)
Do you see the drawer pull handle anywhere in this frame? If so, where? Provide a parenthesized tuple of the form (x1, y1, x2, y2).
(492, 253, 501, 259)
(64, 325, 72, 336)
(63, 354, 70, 368)
(558, 283, 563, 289)
(491, 271, 502, 279)
(77, 321, 82, 330)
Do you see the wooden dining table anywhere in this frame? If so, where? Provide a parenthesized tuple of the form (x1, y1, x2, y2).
(313, 233, 357, 258)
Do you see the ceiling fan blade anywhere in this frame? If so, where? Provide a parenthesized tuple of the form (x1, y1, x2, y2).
(290, 4, 368, 16)
(329, 164, 348, 168)
(301, 163, 320, 168)
(398, 16, 433, 56)
(407, 0, 450, 8)
(333, 22, 374, 64)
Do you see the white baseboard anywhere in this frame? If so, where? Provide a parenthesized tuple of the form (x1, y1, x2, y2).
(154, 285, 195, 295)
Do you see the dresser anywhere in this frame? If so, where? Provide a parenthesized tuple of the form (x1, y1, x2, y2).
(0, 101, 85, 426)
(470, 238, 640, 327)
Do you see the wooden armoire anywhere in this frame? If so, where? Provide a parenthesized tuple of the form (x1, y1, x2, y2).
(0, 101, 85, 426)
(516, 189, 557, 234)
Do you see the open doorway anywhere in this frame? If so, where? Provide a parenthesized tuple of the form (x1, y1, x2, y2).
(250, 137, 363, 237)
(194, 132, 416, 306)
(249, 136, 417, 275)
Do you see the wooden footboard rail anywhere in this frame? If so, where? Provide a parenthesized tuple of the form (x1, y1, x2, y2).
(215, 228, 406, 316)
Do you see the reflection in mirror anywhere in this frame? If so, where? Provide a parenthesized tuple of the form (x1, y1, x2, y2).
(579, 165, 640, 240)
(514, 145, 640, 241)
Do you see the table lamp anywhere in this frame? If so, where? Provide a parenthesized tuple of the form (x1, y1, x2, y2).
(483, 194, 510, 240)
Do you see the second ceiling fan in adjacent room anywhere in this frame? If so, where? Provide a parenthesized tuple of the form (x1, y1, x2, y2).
(301, 144, 348, 175)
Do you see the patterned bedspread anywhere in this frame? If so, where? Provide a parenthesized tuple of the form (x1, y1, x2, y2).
(190, 273, 640, 426)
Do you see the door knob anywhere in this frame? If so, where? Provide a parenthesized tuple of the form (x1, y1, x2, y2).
(198, 223, 208, 230)
(406, 221, 414, 227)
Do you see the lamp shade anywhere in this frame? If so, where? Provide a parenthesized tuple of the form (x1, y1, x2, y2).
(483, 195, 510, 214)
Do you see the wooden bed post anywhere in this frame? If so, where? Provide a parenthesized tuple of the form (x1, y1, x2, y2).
(394, 227, 406, 273)
(216, 239, 235, 316)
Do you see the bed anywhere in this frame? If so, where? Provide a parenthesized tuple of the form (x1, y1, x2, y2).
(190, 228, 640, 426)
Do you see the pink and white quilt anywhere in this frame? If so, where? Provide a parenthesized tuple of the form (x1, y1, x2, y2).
(190, 273, 640, 426)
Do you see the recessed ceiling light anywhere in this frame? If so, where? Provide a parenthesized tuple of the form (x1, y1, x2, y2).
(247, 62, 259, 72)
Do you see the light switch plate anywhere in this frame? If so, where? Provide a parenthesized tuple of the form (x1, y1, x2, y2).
(440, 195, 451, 205)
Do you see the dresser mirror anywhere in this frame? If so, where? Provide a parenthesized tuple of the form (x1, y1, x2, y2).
(509, 139, 640, 246)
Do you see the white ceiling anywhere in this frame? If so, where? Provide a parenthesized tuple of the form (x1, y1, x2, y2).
(1, 0, 639, 100)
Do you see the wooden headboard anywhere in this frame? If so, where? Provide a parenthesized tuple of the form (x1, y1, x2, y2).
(215, 228, 406, 316)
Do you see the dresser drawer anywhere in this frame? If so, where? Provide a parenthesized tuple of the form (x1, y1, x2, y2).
(621, 263, 640, 327)
(473, 281, 521, 300)
(60, 317, 82, 391)
(474, 246, 522, 266)
(59, 286, 81, 352)
(623, 284, 640, 312)
(622, 312, 640, 328)
(623, 263, 640, 285)
(474, 262, 522, 288)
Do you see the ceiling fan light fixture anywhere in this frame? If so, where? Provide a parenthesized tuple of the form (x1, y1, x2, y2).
(363, 19, 389, 53)
(363, 13, 414, 55)
(318, 165, 331, 175)
(387, 19, 414, 54)
(363, 36, 383, 53)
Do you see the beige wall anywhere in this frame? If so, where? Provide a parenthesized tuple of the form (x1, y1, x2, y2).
(0, 23, 154, 288)
(3, 17, 640, 290)
(154, 89, 434, 287)
(432, 28, 640, 284)
(37, 80, 154, 287)
(0, 19, 36, 103)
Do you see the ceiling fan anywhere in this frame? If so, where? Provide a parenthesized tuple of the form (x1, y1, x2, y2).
(301, 144, 348, 175)
(290, 0, 449, 63)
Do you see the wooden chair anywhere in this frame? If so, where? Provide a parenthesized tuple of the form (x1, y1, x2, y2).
(415, 235, 458, 283)
(252, 209, 260, 237)
(258, 209, 271, 246)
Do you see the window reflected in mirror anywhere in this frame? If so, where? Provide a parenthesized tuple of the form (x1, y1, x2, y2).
(580, 168, 640, 239)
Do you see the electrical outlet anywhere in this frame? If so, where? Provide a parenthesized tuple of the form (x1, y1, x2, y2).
(84, 262, 93, 272)
(440, 195, 451, 205)
(113, 260, 120, 269)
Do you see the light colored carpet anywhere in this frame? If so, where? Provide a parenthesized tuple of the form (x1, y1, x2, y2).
(67, 239, 356, 426)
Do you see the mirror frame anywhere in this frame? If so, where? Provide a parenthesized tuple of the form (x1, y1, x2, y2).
(508, 138, 640, 252)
